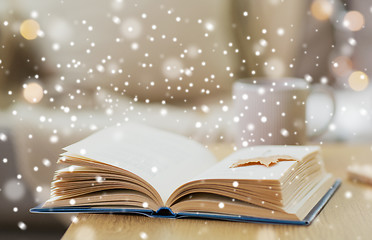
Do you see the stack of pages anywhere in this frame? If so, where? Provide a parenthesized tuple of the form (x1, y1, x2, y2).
(32, 123, 340, 225)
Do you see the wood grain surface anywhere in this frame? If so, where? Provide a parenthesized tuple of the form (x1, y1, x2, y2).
(62, 144, 372, 240)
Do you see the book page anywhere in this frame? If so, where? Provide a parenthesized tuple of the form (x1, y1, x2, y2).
(192, 145, 319, 181)
(63, 122, 217, 204)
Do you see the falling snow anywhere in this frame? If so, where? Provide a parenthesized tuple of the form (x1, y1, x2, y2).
(0, 1, 371, 237)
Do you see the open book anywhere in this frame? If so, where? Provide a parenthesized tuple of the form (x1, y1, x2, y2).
(32, 123, 340, 225)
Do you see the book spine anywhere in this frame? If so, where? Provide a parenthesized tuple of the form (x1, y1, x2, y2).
(152, 207, 176, 217)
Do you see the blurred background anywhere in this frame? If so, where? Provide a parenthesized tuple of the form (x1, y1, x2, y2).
(0, 0, 371, 239)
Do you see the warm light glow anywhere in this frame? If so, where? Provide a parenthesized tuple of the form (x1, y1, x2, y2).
(204, 21, 215, 32)
(264, 57, 285, 77)
(343, 11, 365, 31)
(162, 58, 183, 79)
(23, 82, 44, 103)
(20, 19, 40, 40)
(311, 0, 333, 21)
(348, 71, 369, 91)
(332, 56, 353, 77)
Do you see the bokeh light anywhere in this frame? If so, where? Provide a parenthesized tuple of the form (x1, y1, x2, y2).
(18, 222, 27, 231)
(47, 18, 72, 42)
(204, 21, 215, 32)
(264, 57, 285, 77)
(120, 18, 142, 39)
(3, 179, 26, 201)
(331, 56, 353, 77)
(187, 45, 199, 58)
(348, 71, 369, 91)
(20, 19, 40, 40)
(23, 82, 44, 103)
(310, 0, 333, 21)
(162, 58, 183, 79)
(343, 11, 365, 32)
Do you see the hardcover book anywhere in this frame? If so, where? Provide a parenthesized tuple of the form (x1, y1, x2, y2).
(31, 123, 340, 225)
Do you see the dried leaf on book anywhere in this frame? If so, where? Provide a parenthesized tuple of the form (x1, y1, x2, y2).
(230, 155, 299, 168)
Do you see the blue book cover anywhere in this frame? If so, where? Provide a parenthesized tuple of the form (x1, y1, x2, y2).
(31, 179, 341, 225)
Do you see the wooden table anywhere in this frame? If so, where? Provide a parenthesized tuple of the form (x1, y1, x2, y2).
(62, 144, 372, 239)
